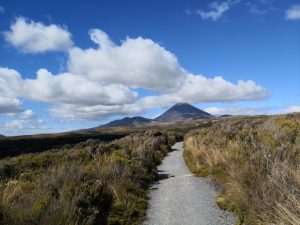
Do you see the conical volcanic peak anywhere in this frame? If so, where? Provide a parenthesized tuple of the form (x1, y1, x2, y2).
(155, 103, 213, 123)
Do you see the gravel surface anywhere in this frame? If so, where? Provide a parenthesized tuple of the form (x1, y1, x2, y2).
(143, 142, 236, 225)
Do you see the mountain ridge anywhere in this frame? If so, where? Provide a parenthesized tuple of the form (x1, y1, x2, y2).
(99, 116, 152, 128)
(99, 103, 213, 128)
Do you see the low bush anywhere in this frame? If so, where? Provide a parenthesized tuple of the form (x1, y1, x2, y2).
(184, 114, 300, 225)
(0, 130, 181, 225)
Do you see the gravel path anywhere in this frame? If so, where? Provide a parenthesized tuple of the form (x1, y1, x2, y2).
(143, 142, 236, 225)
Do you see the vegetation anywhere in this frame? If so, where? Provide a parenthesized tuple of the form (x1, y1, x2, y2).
(0, 117, 211, 159)
(0, 130, 182, 225)
(0, 132, 128, 158)
(184, 113, 300, 225)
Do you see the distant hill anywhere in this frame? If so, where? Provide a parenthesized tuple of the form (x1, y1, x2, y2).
(98, 103, 213, 128)
(0, 134, 5, 138)
(100, 116, 152, 128)
(219, 114, 232, 118)
(155, 103, 213, 123)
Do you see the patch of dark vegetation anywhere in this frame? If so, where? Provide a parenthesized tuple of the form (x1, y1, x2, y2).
(184, 113, 300, 224)
(0, 130, 182, 225)
(0, 132, 127, 159)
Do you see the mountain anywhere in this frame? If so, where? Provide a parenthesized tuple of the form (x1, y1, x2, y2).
(100, 116, 152, 128)
(154, 103, 213, 123)
(0, 134, 5, 138)
(98, 103, 213, 128)
(219, 114, 232, 118)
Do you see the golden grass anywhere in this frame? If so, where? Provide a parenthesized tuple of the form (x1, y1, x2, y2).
(184, 113, 300, 224)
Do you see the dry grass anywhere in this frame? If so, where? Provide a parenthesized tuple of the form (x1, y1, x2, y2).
(184, 113, 300, 224)
(0, 130, 182, 225)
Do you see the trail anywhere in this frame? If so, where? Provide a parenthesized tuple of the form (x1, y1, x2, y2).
(143, 142, 236, 225)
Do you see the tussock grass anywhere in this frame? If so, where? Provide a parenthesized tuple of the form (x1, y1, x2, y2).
(0, 130, 182, 225)
(184, 113, 300, 224)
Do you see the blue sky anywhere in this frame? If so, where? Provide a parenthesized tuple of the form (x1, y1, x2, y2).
(0, 0, 299, 136)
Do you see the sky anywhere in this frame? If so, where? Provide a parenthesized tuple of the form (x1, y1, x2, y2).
(0, 0, 299, 136)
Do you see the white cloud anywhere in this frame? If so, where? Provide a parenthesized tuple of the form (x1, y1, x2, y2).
(4, 17, 73, 53)
(37, 73, 268, 120)
(205, 105, 271, 116)
(284, 105, 300, 113)
(286, 5, 300, 20)
(68, 29, 187, 92)
(2, 110, 44, 134)
(168, 74, 267, 102)
(0, 68, 35, 117)
(0, 27, 268, 120)
(3, 118, 45, 130)
(89, 29, 115, 49)
(0, 67, 22, 97)
(0, 6, 5, 13)
(19, 110, 35, 119)
(49, 104, 142, 120)
(197, 0, 240, 21)
(24, 68, 137, 106)
(129, 75, 268, 109)
(0, 67, 24, 114)
(0, 97, 23, 114)
(4, 120, 26, 129)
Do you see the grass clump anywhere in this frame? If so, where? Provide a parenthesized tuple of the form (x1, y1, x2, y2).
(184, 113, 300, 225)
(0, 130, 181, 225)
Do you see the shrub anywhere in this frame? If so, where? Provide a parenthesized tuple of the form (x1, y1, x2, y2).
(184, 113, 300, 225)
(0, 130, 179, 225)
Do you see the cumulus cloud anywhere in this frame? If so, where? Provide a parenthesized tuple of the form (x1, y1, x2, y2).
(167, 74, 267, 102)
(1, 109, 44, 135)
(0, 26, 268, 120)
(284, 105, 300, 113)
(49, 104, 143, 120)
(24, 69, 137, 106)
(286, 5, 300, 20)
(1, 107, 45, 135)
(1, 106, 36, 133)
(197, 0, 240, 21)
(49, 73, 267, 119)
(4, 17, 73, 53)
(0, 67, 22, 97)
(0, 97, 23, 114)
(0, 67, 24, 114)
(205, 105, 272, 116)
(0, 68, 36, 117)
(19, 110, 35, 119)
(68, 29, 187, 92)
(129, 75, 268, 110)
